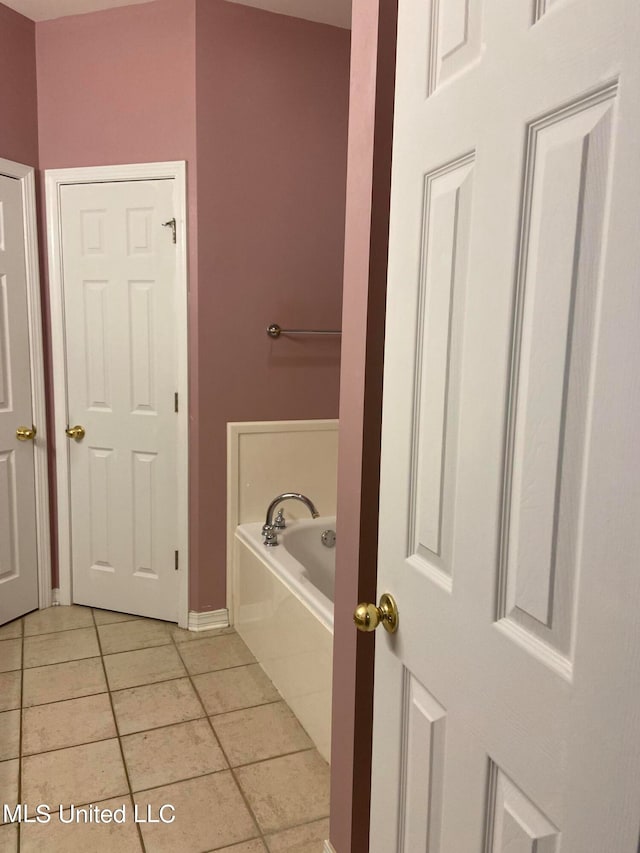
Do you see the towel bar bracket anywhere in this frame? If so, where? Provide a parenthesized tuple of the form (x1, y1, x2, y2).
(267, 323, 341, 339)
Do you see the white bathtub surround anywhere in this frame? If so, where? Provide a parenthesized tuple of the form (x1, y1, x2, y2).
(228, 420, 337, 764)
(234, 517, 335, 762)
(187, 608, 230, 632)
(227, 419, 338, 617)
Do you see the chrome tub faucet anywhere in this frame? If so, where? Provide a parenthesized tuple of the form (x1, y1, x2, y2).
(262, 493, 319, 546)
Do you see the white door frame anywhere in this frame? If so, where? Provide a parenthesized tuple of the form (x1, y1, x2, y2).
(45, 161, 190, 627)
(0, 157, 52, 612)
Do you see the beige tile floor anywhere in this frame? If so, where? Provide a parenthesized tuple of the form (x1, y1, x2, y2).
(0, 606, 330, 853)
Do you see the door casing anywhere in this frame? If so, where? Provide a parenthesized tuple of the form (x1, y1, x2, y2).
(45, 161, 190, 628)
(0, 156, 51, 616)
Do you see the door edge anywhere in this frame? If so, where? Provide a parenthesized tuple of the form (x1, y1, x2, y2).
(0, 157, 52, 614)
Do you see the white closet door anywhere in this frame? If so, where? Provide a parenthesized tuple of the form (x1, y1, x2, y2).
(60, 179, 180, 621)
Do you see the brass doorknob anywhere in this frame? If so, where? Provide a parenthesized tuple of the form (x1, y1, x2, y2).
(16, 425, 36, 441)
(353, 593, 399, 634)
(65, 425, 85, 441)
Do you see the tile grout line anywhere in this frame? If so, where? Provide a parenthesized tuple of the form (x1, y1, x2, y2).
(132, 745, 319, 793)
(12, 693, 289, 759)
(207, 697, 286, 720)
(0, 620, 22, 839)
(2, 740, 318, 783)
(17, 649, 257, 687)
(21, 686, 108, 710)
(21, 621, 97, 639)
(21, 653, 102, 672)
(170, 631, 273, 851)
(21, 610, 140, 638)
(171, 632, 330, 849)
(17, 616, 24, 853)
(11, 609, 329, 851)
(91, 609, 147, 853)
(21, 623, 101, 641)
(257, 813, 334, 848)
(6, 758, 320, 818)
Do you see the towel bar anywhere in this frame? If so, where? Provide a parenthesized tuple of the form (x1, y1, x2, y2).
(267, 323, 342, 339)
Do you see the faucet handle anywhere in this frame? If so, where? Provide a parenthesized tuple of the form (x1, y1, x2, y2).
(273, 508, 286, 529)
(263, 525, 279, 547)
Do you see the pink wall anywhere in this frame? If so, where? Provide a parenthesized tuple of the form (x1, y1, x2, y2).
(36, 0, 198, 270)
(330, 0, 397, 850)
(0, 4, 38, 166)
(34, 0, 350, 610)
(194, 0, 350, 609)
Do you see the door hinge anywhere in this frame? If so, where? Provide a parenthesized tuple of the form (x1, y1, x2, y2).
(175, 550, 179, 571)
(174, 392, 178, 413)
(162, 217, 177, 244)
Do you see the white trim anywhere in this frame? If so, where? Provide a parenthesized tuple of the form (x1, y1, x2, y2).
(323, 841, 337, 853)
(0, 157, 52, 611)
(187, 608, 230, 632)
(226, 419, 339, 623)
(44, 161, 190, 627)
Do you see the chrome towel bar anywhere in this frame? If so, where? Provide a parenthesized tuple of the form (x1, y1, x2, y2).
(267, 323, 342, 339)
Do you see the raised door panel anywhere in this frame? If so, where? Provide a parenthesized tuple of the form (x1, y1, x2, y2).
(0, 451, 18, 582)
(408, 154, 474, 590)
(485, 763, 559, 853)
(132, 450, 158, 579)
(83, 280, 111, 411)
(427, 0, 483, 95)
(398, 673, 446, 852)
(87, 446, 115, 574)
(0, 276, 11, 412)
(129, 280, 157, 415)
(498, 85, 617, 666)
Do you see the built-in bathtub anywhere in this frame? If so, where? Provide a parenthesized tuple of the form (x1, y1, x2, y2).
(233, 517, 335, 762)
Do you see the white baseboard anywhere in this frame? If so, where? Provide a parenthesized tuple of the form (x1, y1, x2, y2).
(323, 842, 337, 853)
(47, 594, 227, 631)
(188, 608, 230, 632)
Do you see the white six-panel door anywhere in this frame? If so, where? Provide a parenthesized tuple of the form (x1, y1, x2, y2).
(0, 173, 39, 625)
(370, 0, 640, 850)
(59, 179, 180, 622)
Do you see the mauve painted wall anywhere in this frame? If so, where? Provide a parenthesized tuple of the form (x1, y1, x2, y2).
(0, 4, 38, 166)
(194, 0, 350, 610)
(35, 0, 198, 281)
(36, 0, 197, 171)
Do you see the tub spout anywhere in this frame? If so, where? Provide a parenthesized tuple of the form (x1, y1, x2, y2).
(263, 493, 320, 546)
